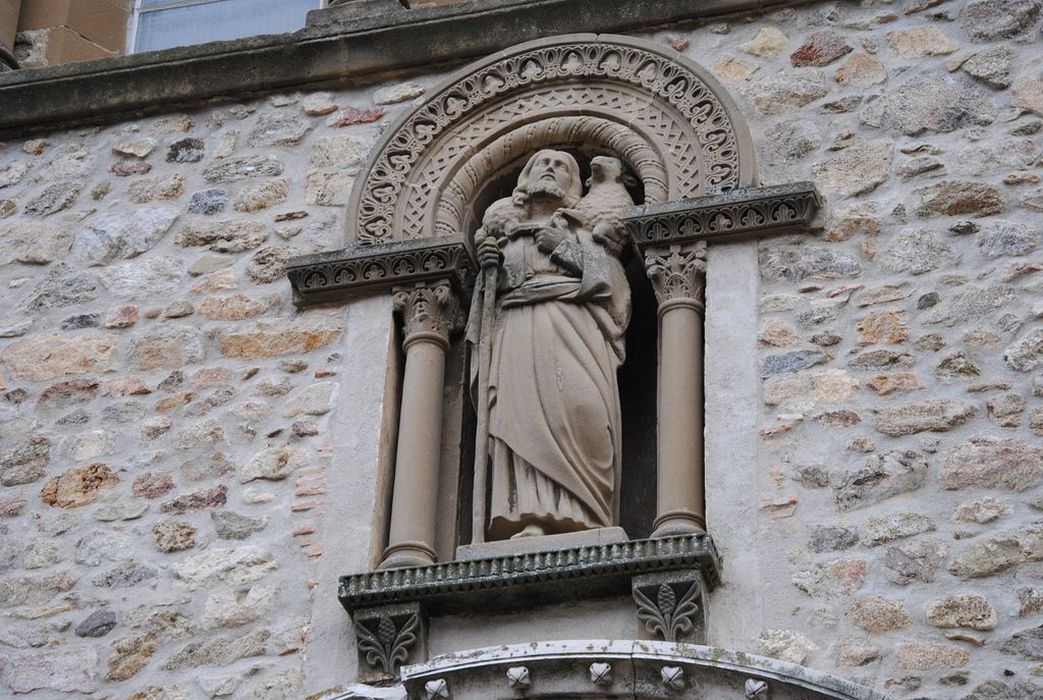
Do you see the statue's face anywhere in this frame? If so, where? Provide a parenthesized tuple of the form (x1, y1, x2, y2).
(530, 151, 575, 192)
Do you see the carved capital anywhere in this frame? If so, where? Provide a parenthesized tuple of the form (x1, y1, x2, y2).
(393, 280, 464, 349)
(643, 242, 707, 310)
(351, 601, 427, 683)
(632, 570, 706, 644)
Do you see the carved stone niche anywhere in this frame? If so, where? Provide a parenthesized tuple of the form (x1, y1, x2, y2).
(285, 32, 824, 684)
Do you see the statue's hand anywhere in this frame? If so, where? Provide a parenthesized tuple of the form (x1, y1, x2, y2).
(476, 230, 503, 269)
(535, 225, 568, 254)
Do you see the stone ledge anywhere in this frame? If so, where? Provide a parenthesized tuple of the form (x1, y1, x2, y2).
(339, 534, 720, 615)
(286, 237, 476, 305)
(0, 0, 814, 136)
(626, 182, 823, 247)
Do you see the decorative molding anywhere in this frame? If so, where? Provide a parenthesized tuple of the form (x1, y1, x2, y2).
(589, 662, 612, 687)
(349, 34, 756, 244)
(661, 665, 685, 691)
(632, 571, 705, 644)
(286, 237, 475, 306)
(747, 678, 771, 699)
(505, 666, 531, 689)
(423, 679, 449, 700)
(644, 242, 707, 307)
(351, 601, 426, 683)
(1, 1, 820, 137)
(401, 640, 890, 700)
(339, 534, 720, 615)
(393, 280, 463, 347)
(626, 181, 822, 247)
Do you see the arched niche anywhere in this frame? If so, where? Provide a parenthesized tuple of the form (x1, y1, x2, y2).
(345, 33, 762, 561)
(347, 33, 757, 246)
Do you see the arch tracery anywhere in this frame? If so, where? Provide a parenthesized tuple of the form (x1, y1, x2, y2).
(348, 33, 757, 245)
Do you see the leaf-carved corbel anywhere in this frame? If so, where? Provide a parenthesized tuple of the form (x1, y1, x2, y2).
(352, 602, 425, 681)
(632, 571, 705, 644)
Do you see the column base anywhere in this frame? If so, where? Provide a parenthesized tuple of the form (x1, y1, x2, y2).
(379, 540, 437, 569)
(651, 510, 706, 538)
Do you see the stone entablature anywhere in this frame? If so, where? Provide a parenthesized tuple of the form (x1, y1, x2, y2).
(340, 533, 720, 613)
(626, 182, 822, 247)
(286, 237, 475, 305)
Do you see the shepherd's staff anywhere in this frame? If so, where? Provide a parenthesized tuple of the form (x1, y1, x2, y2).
(470, 230, 499, 544)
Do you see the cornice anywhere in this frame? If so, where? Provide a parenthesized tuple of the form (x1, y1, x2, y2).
(0, 0, 816, 136)
(286, 236, 476, 305)
(626, 182, 823, 248)
(339, 533, 721, 615)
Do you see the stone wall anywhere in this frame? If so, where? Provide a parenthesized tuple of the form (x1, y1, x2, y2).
(0, 0, 1041, 698)
(0, 76, 442, 698)
(686, 1, 1043, 698)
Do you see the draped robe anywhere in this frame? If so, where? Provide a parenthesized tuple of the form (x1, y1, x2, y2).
(471, 223, 630, 540)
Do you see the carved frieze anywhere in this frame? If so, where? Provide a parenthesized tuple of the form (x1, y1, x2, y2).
(339, 533, 720, 615)
(286, 236, 475, 306)
(626, 181, 822, 247)
(349, 34, 757, 243)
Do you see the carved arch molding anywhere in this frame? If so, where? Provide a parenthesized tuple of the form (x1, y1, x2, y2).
(347, 33, 757, 245)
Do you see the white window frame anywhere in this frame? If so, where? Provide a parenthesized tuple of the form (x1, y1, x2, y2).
(127, 0, 327, 54)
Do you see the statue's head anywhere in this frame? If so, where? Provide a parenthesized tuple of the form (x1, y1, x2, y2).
(515, 149, 582, 207)
(589, 156, 623, 185)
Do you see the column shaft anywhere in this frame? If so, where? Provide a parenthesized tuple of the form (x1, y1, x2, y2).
(380, 281, 460, 569)
(645, 243, 708, 537)
(654, 301, 706, 535)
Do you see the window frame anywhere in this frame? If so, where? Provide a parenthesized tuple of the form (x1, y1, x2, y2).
(126, 0, 327, 54)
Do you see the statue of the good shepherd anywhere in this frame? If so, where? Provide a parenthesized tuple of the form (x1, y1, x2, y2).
(468, 149, 634, 541)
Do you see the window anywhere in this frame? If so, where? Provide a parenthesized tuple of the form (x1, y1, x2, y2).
(130, 0, 323, 54)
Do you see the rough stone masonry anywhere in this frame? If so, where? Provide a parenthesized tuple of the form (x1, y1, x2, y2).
(0, 0, 1042, 698)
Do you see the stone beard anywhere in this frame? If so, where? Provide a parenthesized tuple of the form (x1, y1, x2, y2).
(470, 150, 633, 541)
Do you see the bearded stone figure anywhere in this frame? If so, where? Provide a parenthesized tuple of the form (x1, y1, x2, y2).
(468, 150, 634, 541)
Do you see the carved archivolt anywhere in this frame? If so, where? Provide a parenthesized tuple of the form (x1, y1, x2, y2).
(348, 34, 756, 244)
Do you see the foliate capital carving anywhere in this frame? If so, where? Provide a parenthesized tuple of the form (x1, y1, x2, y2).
(351, 601, 426, 683)
(632, 571, 706, 644)
(644, 242, 707, 309)
(393, 280, 463, 348)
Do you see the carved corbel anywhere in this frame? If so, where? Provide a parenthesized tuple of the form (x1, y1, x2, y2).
(632, 570, 706, 644)
(351, 602, 427, 684)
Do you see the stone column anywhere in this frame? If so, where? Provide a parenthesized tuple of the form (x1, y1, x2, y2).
(380, 280, 461, 569)
(645, 241, 708, 536)
(0, 0, 20, 57)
